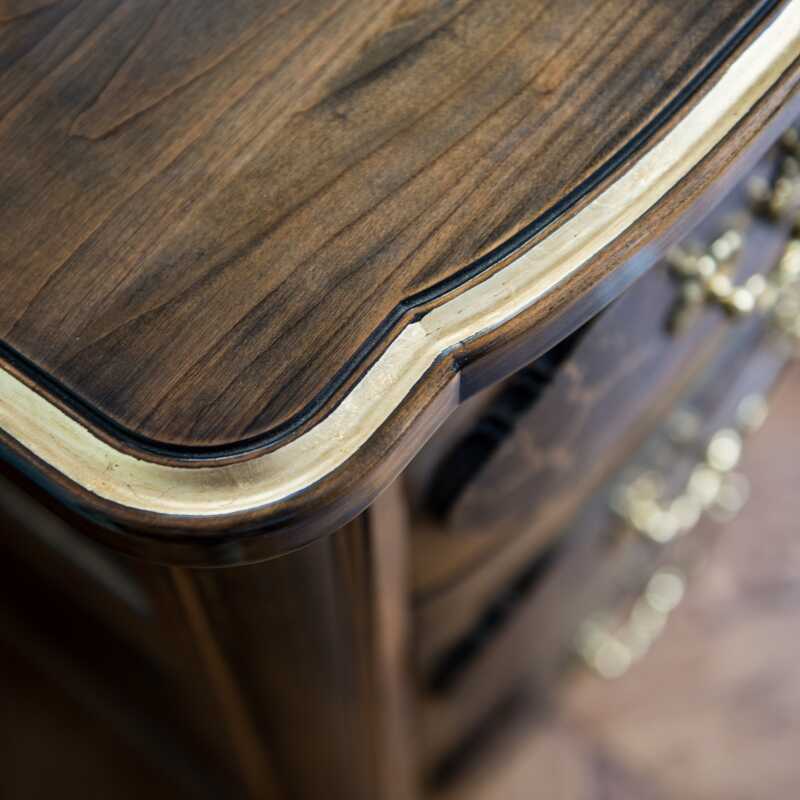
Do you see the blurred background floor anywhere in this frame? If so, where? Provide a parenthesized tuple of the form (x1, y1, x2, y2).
(453, 362, 800, 800)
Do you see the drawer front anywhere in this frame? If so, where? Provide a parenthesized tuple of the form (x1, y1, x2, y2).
(419, 306, 795, 775)
(414, 128, 800, 777)
(411, 128, 800, 666)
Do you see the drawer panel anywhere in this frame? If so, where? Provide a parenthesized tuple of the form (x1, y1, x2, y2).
(410, 130, 800, 676)
(419, 307, 794, 775)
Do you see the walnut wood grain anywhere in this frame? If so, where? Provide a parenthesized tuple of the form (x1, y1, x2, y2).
(1, 0, 799, 559)
(164, 484, 416, 800)
(0, 465, 418, 800)
(0, 0, 783, 454)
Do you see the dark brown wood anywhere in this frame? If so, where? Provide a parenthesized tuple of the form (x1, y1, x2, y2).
(163, 484, 416, 800)
(436, 363, 800, 800)
(418, 284, 794, 777)
(0, 476, 416, 800)
(0, 640, 209, 800)
(409, 147, 791, 604)
(0, 0, 783, 454)
(0, 551, 245, 796)
(1, 11, 800, 800)
(0, 4, 800, 563)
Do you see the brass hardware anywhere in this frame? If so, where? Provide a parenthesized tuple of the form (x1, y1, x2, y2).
(578, 134, 800, 683)
(666, 229, 757, 332)
(583, 393, 770, 680)
(667, 222, 800, 337)
(575, 568, 686, 679)
(749, 127, 800, 221)
(610, 423, 750, 545)
(736, 393, 769, 433)
(667, 127, 800, 334)
(770, 238, 800, 343)
(705, 428, 742, 471)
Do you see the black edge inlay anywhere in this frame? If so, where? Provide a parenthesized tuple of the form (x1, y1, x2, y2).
(0, 0, 782, 463)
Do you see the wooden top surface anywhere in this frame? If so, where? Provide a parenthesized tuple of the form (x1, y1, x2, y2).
(0, 0, 782, 456)
(1, 0, 799, 561)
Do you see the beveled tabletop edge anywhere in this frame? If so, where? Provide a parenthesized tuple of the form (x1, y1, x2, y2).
(0, 0, 782, 461)
(1, 0, 799, 559)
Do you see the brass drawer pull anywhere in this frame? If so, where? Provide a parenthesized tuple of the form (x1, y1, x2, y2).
(667, 128, 800, 333)
(772, 238, 800, 342)
(577, 393, 768, 680)
(609, 423, 751, 545)
(575, 567, 686, 680)
(749, 127, 800, 221)
(668, 221, 800, 335)
(574, 169, 800, 681)
(667, 229, 758, 326)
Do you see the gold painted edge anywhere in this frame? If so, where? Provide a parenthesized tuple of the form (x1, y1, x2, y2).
(2, 0, 800, 520)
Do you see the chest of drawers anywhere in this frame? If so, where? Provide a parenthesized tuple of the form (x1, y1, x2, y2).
(2, 2, 800, 798)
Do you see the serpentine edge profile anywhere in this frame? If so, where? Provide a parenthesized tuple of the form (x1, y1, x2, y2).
(1, 0, 799, 522)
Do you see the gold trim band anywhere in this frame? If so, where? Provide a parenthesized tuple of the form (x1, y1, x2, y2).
(2, 1, 800, 520)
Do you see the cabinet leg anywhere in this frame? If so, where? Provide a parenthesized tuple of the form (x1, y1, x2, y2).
(169, 480, 417, 800)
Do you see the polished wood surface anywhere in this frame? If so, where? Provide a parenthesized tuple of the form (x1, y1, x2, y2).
(4, 364, 797, 800)
(0, 0, 783, 452)
(0, 480, 415, 800)
(2, 14, 800, 798)
(163, 483, 415, 800)
(1, 2, 799, 553)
